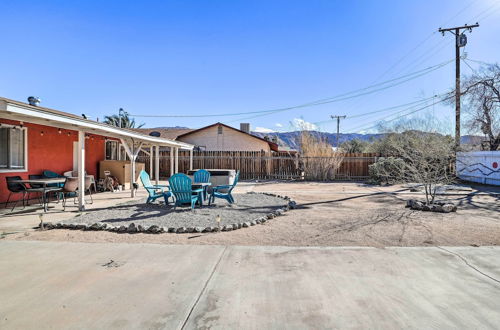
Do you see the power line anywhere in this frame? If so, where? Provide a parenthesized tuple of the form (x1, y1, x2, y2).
(312, 94, 442, 127)
(226, 59, 453, 124)
(348, 94, 454, 133)
(130, 59, 453, 119)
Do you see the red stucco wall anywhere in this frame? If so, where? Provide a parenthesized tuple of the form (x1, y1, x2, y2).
(0, 119, 106, 203)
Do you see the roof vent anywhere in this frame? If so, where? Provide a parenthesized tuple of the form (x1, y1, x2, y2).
(27, 96, 41, 106)
(149, 131, 161, 137)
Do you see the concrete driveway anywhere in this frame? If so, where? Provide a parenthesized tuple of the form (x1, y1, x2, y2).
(1, 241, 499, 329)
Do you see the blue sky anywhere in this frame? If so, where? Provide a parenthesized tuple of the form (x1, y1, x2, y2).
(1, 0, 499, 134)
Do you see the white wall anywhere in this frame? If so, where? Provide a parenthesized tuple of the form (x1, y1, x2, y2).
(456, 151, 500, 186)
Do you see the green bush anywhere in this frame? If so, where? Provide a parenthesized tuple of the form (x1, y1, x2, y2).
(368, 157, 405, 184)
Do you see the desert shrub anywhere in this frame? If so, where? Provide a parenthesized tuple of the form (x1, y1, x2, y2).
(340, 139, 369, 153)
(369, 157, 405, 184)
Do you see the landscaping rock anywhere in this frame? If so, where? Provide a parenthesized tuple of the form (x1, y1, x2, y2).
(118, 225, 127, 233)
(168, 227, 176, 233)
(148, 225, 160, 233)
(267, 213, 275, 219)
(431, 204, 444, 212)
(442, 204, 456, 213)
(223, 225, 233, 231)
(203, 227, 213, 233)
(127, 223, 137, 233)
(89, 223, 99, 230)
(243, 222, 250, 228)
(74, 224, 86, 230)
(185, 227, 194, 233)
(137, 225, 145, 232)
(255, 219, 261, 224)
(194, 227, 203, 233)
(176, 227, 186, 233)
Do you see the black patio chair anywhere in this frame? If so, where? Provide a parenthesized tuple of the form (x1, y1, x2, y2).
(27, 174, 62, 207)
(5, 176, 27, 211)
(26, 174, 44, 205)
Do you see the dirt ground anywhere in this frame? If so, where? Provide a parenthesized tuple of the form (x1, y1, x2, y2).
(6, 182, 500, 247)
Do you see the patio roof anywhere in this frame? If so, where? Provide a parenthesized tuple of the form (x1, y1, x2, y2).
(0, 97, 194, 150)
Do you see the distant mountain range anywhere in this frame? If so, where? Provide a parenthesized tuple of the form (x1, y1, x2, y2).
(251, 131, 385, 150)
(145, 126, 484, 150)
(252, 131, 485, 150)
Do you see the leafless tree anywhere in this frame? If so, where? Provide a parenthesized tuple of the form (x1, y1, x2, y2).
(371, 118, 455, 205)
(461, 64, 500, 150)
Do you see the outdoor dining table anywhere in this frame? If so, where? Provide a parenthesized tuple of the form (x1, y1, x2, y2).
(192, 182, 212, 202)
(12, 178, 66, 212)
(165, 182, 212, 203)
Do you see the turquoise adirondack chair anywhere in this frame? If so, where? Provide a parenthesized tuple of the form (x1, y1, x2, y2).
(193, 169, 211, 200)
(169, 173, 203, 209)
(209, 171, 239, 205)
(139, 170, 172, 204)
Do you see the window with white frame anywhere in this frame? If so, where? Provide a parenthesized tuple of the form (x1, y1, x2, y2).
(0, 125, 27, 171)
(105, 140, 127, 160)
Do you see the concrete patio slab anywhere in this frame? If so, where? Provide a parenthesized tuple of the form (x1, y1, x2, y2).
(0, 241, 224, 329)
(1, 241, 499, 329)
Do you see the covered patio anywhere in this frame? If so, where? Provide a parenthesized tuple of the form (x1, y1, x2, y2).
(0, 97, 194, 212)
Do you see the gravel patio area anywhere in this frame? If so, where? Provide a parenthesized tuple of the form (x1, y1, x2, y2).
(7, 182, 500, 247)
(58, 193, 290, 232)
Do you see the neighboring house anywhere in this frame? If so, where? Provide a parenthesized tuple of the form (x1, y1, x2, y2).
(0, 96, 193, 207)
(138, 123, 279, 152)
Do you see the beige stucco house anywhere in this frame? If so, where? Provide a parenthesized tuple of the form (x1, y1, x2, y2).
(138, 123, 278, 152)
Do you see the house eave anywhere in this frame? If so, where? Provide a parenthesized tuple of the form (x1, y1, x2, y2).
(0, 99, 194, 150)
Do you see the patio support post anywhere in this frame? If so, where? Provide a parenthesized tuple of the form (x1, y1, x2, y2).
(189, 149, 193, 171)
(155, 145, 160, 185)
(174, 147, 179, 174)
(149, 146, 153, 179)
(170, 147, 174, 177)
(120, 139, 143, 198)
(77, 130, 86, 211)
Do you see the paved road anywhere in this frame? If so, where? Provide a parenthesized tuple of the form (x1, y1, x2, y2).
(1, 241, 499, 329)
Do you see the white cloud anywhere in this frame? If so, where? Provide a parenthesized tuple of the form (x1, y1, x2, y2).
(275, 123, 283, 128)
(254, 127, 275, 133)
(292, 118, 318, 131)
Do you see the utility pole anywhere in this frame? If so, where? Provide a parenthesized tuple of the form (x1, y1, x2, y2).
(439, 23, 479, 150)
(330, 115, 346, 148)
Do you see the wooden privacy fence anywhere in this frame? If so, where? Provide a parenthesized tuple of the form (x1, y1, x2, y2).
(137, 151, 379, 181)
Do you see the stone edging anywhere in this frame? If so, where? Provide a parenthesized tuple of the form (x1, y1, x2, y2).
(42, 192, 297, 234)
